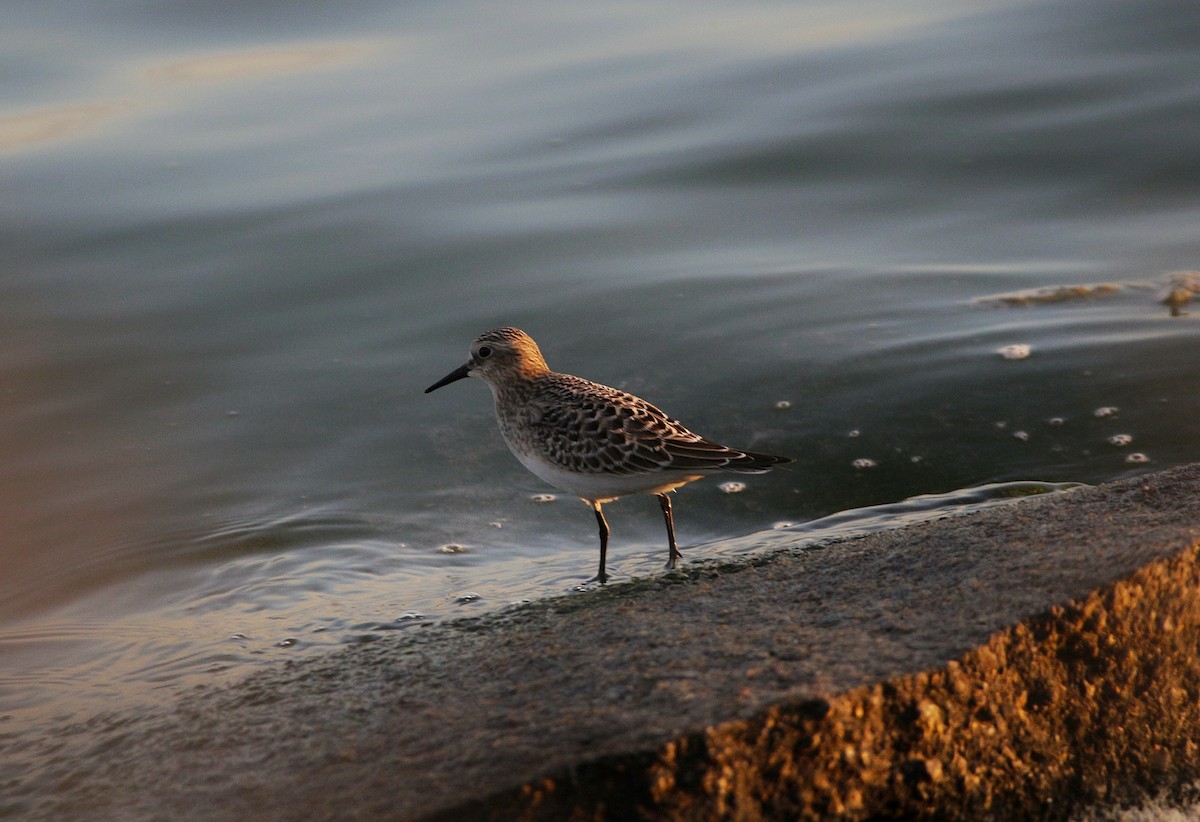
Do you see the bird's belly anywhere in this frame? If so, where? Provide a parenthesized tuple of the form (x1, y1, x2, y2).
(509, 447, 701, 503)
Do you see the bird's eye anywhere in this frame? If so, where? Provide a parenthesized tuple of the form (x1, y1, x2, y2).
(477, 345, 493, 359)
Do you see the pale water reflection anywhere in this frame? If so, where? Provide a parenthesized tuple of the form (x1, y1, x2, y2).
(0, 102, 134, 152)
(0, 40, 378, 153)
(143, 42, 374, 84)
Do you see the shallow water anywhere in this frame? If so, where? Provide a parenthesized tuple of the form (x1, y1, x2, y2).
(2, 0, 1199, 740)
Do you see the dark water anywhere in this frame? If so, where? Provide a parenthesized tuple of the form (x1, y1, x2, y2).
(2, 0, 1199, 749)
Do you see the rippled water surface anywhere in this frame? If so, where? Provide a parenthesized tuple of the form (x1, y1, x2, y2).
(2, 0, 1199, 740)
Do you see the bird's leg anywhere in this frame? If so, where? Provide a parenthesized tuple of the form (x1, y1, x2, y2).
(589, 501, 610, 584)
(658, 493, 681, 570)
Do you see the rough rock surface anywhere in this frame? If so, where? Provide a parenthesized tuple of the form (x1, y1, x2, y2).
(6, 464, 1200, 820)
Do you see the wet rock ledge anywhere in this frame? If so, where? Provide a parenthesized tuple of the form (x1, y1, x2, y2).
(12, 464, 1200, 821)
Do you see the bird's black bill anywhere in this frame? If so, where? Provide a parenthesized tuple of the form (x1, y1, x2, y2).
(424, 363, 471, 393)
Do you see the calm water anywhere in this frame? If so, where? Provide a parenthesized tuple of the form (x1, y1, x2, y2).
(2, 0, 1199, 746)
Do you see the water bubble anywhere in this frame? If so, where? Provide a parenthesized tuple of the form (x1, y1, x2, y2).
(438, 543, 467, 554)
(530, 493, 556, 503)
(910, 456, 923, 463)
(1093, 406, 1119, 418)
(852, 458, 878, 469)
(718, 481, 747, 494)
(455, 592, 482, 604)
(997, 344, 1031, 360)
(398, 612, 424, 621)
(1047, 417, 1065, 427)
(276, 638, 298, 648)
(1107, 434, 1133, 447)
(772, 522, 796, 530)
(848, 429, 861, 438)
(229, 633, 248, 642)
(774, 400, 792, 410)
(1013, 431, 1030, 442)
(489, 521, 504, 529)
(1125, 452, 1150, 464)
(994, 421, 1008, 429)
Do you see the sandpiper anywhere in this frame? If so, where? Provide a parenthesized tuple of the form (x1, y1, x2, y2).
(425, 327, 792, 583)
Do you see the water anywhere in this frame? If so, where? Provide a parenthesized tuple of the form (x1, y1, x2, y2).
(3, 0, 1200, 749)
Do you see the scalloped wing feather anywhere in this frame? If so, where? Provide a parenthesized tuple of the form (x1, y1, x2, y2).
(526, 374, 791, 476)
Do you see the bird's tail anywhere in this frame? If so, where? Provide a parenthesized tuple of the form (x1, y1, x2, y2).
(726, 450, 794, 474)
